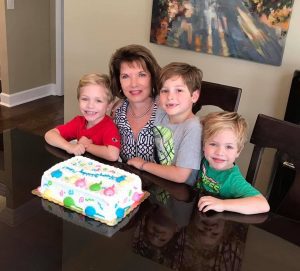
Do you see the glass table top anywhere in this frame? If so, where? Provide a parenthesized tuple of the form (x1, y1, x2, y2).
(0, 128, 299, 271)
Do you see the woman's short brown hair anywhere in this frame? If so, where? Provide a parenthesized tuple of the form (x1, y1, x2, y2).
(109, 44, 161, 99)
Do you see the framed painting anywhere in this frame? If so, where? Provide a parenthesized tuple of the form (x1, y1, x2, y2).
(150, 0, 295, 66)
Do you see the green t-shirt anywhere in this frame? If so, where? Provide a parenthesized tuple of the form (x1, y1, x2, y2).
(196, 158, 260, 198)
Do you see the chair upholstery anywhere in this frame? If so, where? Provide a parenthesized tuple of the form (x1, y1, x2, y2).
(192, 81, 242, 114)
(246, 114, 300, 220)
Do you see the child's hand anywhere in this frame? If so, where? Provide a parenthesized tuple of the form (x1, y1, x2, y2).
(66, 143, 86, 156)
(198, 196, 225, 213)
(78, 136, 92, 148)
(127, 157, 146, 170)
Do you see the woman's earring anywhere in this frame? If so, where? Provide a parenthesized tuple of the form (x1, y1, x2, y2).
(119, 89, 122, 93)
(152, 88, 155, 95)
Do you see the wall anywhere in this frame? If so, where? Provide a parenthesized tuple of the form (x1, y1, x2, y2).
(0, 0, 54, 95)
(64, 0, 300, 179)
(0, 0, 9, 90)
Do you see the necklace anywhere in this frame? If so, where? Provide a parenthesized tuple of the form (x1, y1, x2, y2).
(128, 101, 154, 119)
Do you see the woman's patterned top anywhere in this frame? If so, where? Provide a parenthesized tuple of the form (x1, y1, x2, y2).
(114, 99, 157, 162)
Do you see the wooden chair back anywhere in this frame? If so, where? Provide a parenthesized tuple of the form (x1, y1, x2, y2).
(246, 114, 300, 220)
(192, 81, 242, 114)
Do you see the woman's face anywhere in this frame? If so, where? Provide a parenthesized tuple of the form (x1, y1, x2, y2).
(119, 61, 152, 103)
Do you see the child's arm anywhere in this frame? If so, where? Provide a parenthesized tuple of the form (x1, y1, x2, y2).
(198, 194, 270, 215)
(79, 136, 120, 161)
(127, 157, 192, 183)
(44, 128, 85, 156)
(210, 211, 269, 224)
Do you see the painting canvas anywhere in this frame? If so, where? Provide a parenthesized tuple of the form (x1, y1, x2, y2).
(150, 0, 294, 66)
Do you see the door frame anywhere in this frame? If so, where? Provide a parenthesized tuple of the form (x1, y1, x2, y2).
(55, 0, 63, 95)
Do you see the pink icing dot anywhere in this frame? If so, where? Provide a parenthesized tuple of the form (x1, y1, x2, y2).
(104, 185, 115, 196)
(75, 178, 86, 188)
(132, 192, 142, 202)
(79, 197, 84, 203)
(59, 190, 64, 197)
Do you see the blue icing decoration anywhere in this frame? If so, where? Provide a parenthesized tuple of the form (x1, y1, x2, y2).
(68, 189, 74, 195)
(85, 206, 96, 217)
(116, 208, 125, 219)
(116, 176, 126, 183)
(63, 166, 126, 182)
(51, 169, 62, 178)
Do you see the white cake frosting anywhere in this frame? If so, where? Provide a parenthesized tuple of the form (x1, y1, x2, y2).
(38, 156, 145, 225)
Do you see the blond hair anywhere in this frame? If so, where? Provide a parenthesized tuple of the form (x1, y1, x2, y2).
(77, 73, 113, 103)
(158, 62, 203, 95)
(201, 111, 248, 152)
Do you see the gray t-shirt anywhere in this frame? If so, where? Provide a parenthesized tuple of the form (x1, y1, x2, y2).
(154, 108, 202, 185)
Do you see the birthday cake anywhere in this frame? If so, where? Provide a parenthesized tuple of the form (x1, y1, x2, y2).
(35, 156, 147, 226)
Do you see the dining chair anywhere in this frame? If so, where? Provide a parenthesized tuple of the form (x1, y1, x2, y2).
(246, 114, 300, 221)
(192, 81, 242, 114)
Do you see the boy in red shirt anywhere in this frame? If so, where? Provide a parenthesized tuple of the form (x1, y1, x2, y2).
(45, 73, 120, 161)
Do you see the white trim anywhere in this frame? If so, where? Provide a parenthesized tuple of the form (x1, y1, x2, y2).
(55, 0, 63, 95)
(0, 84, 59, 107)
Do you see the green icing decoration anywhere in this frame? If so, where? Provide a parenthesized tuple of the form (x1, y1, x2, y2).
(89, 183, 101, 191)
(63, 197, 75, 207)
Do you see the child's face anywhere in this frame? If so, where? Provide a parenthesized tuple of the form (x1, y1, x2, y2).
(204, 128, 241, 171)
(159, 75, 199, 123)
(119, 61, 152, 103)
(193, 213, 225, 247)
(79, 84, 110, 127)
(146, 218, 177, 247)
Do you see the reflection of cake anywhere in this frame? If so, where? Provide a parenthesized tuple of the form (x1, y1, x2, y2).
(42, 199, 138, 237)
(35, 156, 146, 226)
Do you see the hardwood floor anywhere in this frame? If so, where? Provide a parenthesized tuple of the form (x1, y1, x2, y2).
(0, 95, 64, 136)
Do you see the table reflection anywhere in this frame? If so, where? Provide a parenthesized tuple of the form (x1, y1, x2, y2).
(182, 211, 248, 271)
(132, 185, 196, 270)
(0, 129, 57, 226)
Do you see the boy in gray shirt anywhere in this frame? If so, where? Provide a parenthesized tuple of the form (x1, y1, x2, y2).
(128, 62, 202, 185)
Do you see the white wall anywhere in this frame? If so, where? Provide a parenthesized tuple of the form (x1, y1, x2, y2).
(64, 1, 300, 184)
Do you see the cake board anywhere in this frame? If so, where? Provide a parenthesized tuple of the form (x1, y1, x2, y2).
(32, 188, 149, 226)
(41, 199, 139, 237)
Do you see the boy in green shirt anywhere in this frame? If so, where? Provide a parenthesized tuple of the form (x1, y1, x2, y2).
(197, 111, 269, 214)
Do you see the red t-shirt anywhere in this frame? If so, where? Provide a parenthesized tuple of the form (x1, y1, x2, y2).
(57, 115, 120, 149)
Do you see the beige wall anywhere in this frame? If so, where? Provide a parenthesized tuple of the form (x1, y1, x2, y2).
(0, 0, 9, 90)
(64, 0, 300, 179)
(1, 0, 54, 94)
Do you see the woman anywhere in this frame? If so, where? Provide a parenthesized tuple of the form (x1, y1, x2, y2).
(109, 44, 161, 162)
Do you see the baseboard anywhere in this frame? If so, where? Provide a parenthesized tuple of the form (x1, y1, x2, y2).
(0, 83, 62, 107)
